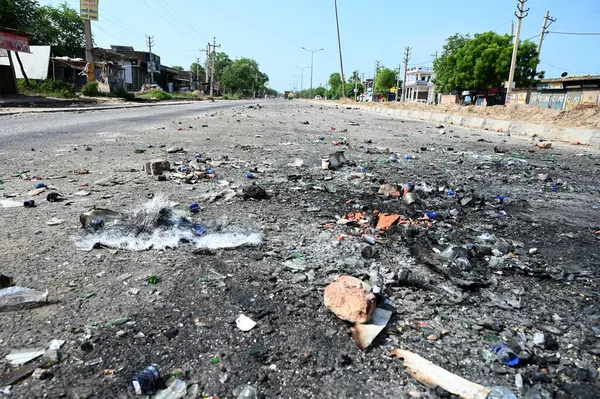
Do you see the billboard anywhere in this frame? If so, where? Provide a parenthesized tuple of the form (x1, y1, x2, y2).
(0, 31, 30, 53)
(80, 0, 99, 20)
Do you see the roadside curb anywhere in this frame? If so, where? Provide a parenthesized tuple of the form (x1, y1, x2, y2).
(0, 100, 205, 117)
(309, 101, 600, 149)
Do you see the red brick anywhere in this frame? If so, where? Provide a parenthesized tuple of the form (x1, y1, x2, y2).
(324, 275, 376, 324)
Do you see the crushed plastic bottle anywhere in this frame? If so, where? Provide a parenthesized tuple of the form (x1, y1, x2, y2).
(233, 385, 258, 399)
(154, 378, 187, 399)
(440, 245, 457, 260)
(0, 286, 48, 307)
(493, 345, 520, 367)
(488, 386, 518, 399)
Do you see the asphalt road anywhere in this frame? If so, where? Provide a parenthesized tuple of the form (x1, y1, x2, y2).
(0, 100, 261, 152)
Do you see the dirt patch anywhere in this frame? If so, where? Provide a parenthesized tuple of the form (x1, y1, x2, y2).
(330, 99, 600, 130)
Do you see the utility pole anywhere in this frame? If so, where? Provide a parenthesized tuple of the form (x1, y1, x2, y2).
(506, 0, 529, 100)
(373, 60, 380, 102)
(401, 46, 411, 102)
(395, 64, 401, 101)
(296, 66, 309, 97)
(146, 35, 154, 84)
(526, 10, 555, 101)
(209, 37, 221, 97)
(430, 51, 438, 61)
(195, 57, 200, 90)
(537, 10, 555, 60)
(334, 0, 346, 97)
(84, 20, 94, 83)
(354, 71, 358, 102)
(302, 47, 324, 99)
(205, 45, 210, 84)
(511, 21, 515, 41)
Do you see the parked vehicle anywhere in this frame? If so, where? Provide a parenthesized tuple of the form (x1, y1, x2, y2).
(315, 95, 322, 100)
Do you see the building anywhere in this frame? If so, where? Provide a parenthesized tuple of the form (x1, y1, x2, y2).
(403, 66, 435, 104)
(107, 45, 161, 91)
(508, 75, 600, 110)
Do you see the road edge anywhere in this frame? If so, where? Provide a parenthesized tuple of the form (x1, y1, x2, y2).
(0, 100, 229, 117)
(305, 100, 600, 149)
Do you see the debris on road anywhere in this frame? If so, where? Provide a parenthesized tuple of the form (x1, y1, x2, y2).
(351, 307, 392, 350)
(235, 314, 257, 332)
(74, 196, 263, 251)
(388, 348, 491, 399)
(324, 276, 376, 324)
(0, 286, 48, 307)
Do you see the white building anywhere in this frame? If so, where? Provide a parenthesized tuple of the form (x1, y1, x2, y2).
(403, 66, 435, 104)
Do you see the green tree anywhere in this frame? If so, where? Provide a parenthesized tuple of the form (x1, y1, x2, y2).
(376, 67, 397, 95)
(433, 31, 541, 94)
(213, 52, 232, 82)
(172, 65, 184, 72)
(0, 0, 39, 32)
(220, 57, 261, 94)
(327, 73, 343, 99)
(190, 62, 206, 82)
(31, 3, 85, 57)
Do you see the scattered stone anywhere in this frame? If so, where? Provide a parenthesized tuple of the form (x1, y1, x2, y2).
(324, 275, 376, 324)
(144, 160, 170, 176)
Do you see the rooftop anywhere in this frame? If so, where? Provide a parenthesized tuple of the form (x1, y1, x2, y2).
(407, 66, 434, 73)
(542, 75, 600, 83)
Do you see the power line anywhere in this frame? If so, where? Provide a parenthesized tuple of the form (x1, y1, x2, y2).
(548, 31, 600, 36)
(154, 0, 207, 39)
(140, 0, 190, 35)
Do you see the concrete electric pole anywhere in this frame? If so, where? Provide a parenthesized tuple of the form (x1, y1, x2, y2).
(526, 10, 555, 101)
(209, 37, 221, 97)
(195, 57, 200, 90)
(334, 0, 346, 98)
(302, 47, 324, 99)
(396, 64, 401, 101)
(84, 20, 94, 83)
(205, 45, 210, 84)
(506, 0, 529, 101)
(373, 60, 380, 102)
(537, 10, 555, 59)
(401, 46, 411, 102)
(146, 35, 154, 84)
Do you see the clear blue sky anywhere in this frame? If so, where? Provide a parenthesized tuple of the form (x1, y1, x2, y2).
(42, 0, 600, 92)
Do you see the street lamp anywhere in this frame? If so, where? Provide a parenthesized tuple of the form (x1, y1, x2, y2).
(302, 47, 324, 99)
(296, 65, 309, 97)
(292, 74, 299, 92)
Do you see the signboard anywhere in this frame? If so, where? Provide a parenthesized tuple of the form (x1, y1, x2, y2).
(80, 0, 99, 21)
(0, 31, 30, 53)
(538, 82, 563, 90)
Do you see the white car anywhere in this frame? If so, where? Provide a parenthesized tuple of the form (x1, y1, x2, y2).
(314, 95, 323, 100)
(414, 99, 427, 104)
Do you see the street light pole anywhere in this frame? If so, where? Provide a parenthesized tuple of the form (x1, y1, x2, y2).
(302, 47, 324, 99)
(296, 65, 309, 97)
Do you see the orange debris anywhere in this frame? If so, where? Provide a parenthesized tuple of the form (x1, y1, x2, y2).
(376, 213, 400, 231)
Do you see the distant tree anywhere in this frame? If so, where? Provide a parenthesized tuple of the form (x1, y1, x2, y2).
(433, 31, 541, 94)
(327, 73, 343, 99)
(376, 67, 397, 95)
(189, 62, 206, 82)
(313, 87, 327, 98)
(172, 65, 184, 72)
(213, 52, 232, 82)
(221, 57, 261, 94)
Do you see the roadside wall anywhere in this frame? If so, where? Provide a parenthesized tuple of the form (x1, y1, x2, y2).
(318, 102, 600, 149)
